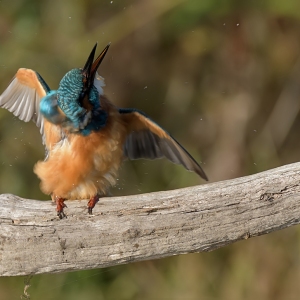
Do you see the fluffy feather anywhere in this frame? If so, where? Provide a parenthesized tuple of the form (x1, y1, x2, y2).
(34, 97, 127, 199)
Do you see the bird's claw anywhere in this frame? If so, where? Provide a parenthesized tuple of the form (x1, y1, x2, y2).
(55, 197, 67, 219)
(57, 210, 67, 219)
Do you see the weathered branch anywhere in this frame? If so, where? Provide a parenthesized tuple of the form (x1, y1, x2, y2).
(1, 162, 300, 276)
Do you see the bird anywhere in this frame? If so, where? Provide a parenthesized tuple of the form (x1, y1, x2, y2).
(0, 43, 208, 218)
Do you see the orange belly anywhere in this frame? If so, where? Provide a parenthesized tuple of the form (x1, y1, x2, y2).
(34, 111, 127, 200)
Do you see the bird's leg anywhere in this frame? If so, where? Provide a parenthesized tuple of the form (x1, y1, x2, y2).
(87, 195, 100, 215)
(52, 194, 67, 219)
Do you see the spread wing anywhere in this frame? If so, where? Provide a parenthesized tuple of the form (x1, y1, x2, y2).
(119, 108, 208, 180)
(0, 68, 51, 134)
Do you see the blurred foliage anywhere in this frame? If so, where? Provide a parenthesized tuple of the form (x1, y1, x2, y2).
(1, 0, 300, 299)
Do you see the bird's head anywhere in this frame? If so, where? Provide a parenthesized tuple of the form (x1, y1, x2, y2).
(55, 43, 110, 130)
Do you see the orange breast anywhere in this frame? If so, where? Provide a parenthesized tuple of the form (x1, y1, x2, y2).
(34, 99, 127, 200)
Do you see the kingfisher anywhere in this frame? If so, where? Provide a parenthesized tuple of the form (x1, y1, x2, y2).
(0, 43, 208, 218)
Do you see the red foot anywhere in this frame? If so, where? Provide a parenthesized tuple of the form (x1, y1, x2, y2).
(87, 195, 100, 214)
(55, 197, 67, 219)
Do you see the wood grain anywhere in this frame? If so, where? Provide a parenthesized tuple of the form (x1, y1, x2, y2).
(1, 162, 300, 276)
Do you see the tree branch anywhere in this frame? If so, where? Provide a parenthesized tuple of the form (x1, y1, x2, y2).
(1, 162, 300, 276)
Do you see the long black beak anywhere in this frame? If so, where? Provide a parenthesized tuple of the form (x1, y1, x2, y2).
(82, 43, 110, 91)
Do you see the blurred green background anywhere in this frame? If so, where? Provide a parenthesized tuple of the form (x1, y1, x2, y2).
(1, 0, 300, 299)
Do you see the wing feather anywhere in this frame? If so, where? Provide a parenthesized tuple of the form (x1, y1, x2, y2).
(0, 68, 50, 133)
(120, 108, 208, 180)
